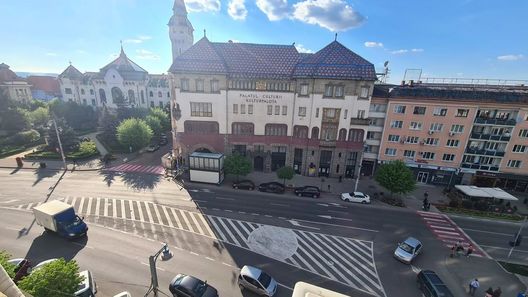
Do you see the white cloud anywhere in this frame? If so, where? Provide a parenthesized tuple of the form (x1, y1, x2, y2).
(228, 0, 248, 20)
(124, 35, 152, 44)
(256, 0, 290, 21)
(292, 0, 365, 32)
(391, 49, 408, 54)
(186, 0, 221, 12)
(135, 49, 160, 60)
(295, 44, 314, 53)
(497, 54, 524, 61)
(45, 52, 57, 56)
(411, 48, 424, 52)
(364, 41, 383, 48)
(391, 48, 424, 54)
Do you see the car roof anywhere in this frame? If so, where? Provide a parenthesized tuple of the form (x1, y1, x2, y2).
(404, 237, 422, 246)
(353, 192, 365, 196)
(179, 274, 203, 290)
(241, 265, 262, 279)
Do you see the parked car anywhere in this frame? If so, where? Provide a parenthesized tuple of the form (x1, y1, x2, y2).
(294, 186, 321, 198)
(340, 192, 370, 204)
(113, 292, 131, 297)
(159, 137, 168, 145)
(417, 270, 454, 297)
(7, 258, 32, 283)
(169, 274, 218, 297)
(258, 182, 285, 194)
(75, 270, 97, 297)
(32, 258, 58, 272)
(233, 180, 255, 190)
(238, 265, 278, 297)
(146, 144, 160, 152)
(394, 237, 422, 264)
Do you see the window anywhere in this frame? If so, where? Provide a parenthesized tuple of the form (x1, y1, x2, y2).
(519, 129, 528, 138)
(150, 101, 155, 108)
(442, 154, 455, 162)
(513, 145, 527, 153)
(300, 84, 309, 96)
(394, 105, 406, 114)
(282, 105, 287, 116)
(81, 88, 85, 95)
(410, 121, 422, 130)
(357, 110, 365, 119)
(211, 80, 219, 92)
(158, 91, 162, 97)
(367, 131, 375, 139)
(181, 79, 189, 91)
(65, 88, 72, 94)
(159, 101, 163, 108)
(274, 105, 280, 115)
(406, 136, 419, 144)
(90, 89, 94, 95)
(430, 123, 443, 132)
(391, 120, 403, 128)
(311, 127, 319, 139)
(360, 86, 370, 98)
(422, 152, 435, 160)
(190, 102, 212, 117)
(446, 139, 460, 147)
(149, 91, 153, 97)
(315, 108, 319, 118)
(232, 122, 254, 135)
(184, 121, 219, 134)
(424, 138, 439, 146)
(433, 107, 447, 116)
(388, 134, 400, 142)
(450, 124, 464, 133)
(455, 109, 469, 117)
(241, 104, 246, 114)
(507, 160, 522, 168)
(335, 85, 344, 97)
(385, 148, 397, 156)
(248, 104, 253, 114)
(167, 92, 170, 97)
(196, 79, 204, 92)
(91, 99, 96, 106)
(128, 90, 135, 103)
(293, 125, 309, 138)
(325, 108, 336, 118)
(324, 84, 334, 97)
(298, 107, 306, 117)
(267, 105, 273, 115)
(338, 128, 347, 141)
(347, 129, 364, 142)
(404, 150, 415, 158)
(233, 104, 238, 114)
(344, 109, 348, 119)
(413, 106, 426, 115)
(140, 90, 144, 103)
(265, 124, 287, 136)
(82, 99, 87, 105)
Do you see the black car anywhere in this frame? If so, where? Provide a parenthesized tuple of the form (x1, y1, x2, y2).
(294, 186, 321, 198)
(233, 180, 255, 190)
(417, 270, 454, 297)
(169, 274, 218, 297)
(258, 182, 285, 194)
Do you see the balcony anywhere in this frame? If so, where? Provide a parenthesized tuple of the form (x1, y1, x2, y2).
(319, 140, 336, 147)
(350, 118, 370, 126)
(470, 133, 511, 142)
(465, 148, 505, 157)
(461, 163, 500, 172)
(474, 117, 517, 126)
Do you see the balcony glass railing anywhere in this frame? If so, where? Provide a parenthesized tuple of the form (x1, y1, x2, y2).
(474, 118, 517, 126)
(470, 133, 511, 141)
(464, 148, 505, 157)
(461, 163, 500, 171)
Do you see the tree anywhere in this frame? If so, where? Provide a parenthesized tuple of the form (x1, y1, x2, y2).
(277, 166, 295, 186)
(0, 107, 29, 134)
(375, 160, 416, 198)
(0, 250, 16, 279)
(98, 107, 119, 140)
(49, 100, 98, 131)
(116, 118, 153, 152)
(117, 107, 149, 121)
(28, 106, 50, 128)
(149, 107, 170, 131)
(18, 258, 82, 297)
(145, 115, 162, 136)
(45, 118, 77, 152)
(224, 153, 252, 181)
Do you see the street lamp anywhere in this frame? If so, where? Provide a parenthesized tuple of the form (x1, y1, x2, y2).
(354, 145, 368, 192)
(145, 243, 173, 297)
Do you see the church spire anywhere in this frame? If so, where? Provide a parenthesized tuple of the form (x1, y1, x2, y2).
(168, 0, 194, 61)
(120, 40, 125, 57)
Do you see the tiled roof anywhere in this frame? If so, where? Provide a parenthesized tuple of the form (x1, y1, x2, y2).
(0, 63, 23, 82)
(169, 38, 375, 80)
(100, 47, 148, 81)
(59, 65, 83, 80)
(27, 76, 60, 95)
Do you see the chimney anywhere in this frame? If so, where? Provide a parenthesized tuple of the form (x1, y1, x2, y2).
(409, 80, 414, 87)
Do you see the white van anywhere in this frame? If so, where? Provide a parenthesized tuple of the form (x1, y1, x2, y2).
(75, 270, 97, 297)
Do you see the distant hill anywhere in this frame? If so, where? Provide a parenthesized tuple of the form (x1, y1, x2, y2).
(16, 72, 58, 78)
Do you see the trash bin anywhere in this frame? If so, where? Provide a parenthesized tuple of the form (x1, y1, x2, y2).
(39, 162, 46, 169)
(15, 157, 23, 167)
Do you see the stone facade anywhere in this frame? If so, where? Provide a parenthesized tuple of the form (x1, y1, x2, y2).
(0, 63, 32, 104)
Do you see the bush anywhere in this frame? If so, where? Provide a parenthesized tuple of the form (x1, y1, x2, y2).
(448, 199, 460, 208)
(474, 201, 489, 211)
(1, 129, 40, 146)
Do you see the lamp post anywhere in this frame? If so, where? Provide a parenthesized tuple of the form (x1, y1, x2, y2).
(145, 243, 173, 297)
(354, 145, 368, 192)
(51, 114, 67, 169)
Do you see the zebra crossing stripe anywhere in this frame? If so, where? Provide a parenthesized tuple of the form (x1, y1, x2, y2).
(87, 197, 93, 215)
(152, 204, 163, 225)
(63, 196, 71, 204)
(78, 197, 85, 214)
(136, 201, 144, 222)
(345, 238, 375, 260)
(143, 202, 154, 223)
(25, 203, 34, 210)
(197, 214, 215, 237)
(95, 198, 101, 216)
(208, 217, 227, 241)
(169, 208, 182, 229)
(226, 219, 250, 247)
(180, 210, 195, 233)
(103, 198, 109, 217)
(128, 200, 135, 220)
(189, 212, 205, 235)
(161, 206, 173, 228)
(215, 218, 240, 245)
(112, 199, 117, 218)
(17, 205, 23, 209)
(289, 250, 318, 275)
(71, 197, 78, 211)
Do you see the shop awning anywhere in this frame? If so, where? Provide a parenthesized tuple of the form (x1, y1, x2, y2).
(455, 185, 518, 201)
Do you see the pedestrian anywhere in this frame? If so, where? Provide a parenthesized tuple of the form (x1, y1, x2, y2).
(485, 287, 493, 297)
(327, 184, 331, 192)
(469, 278, 479, 296)
(492, 287, 502, 297)
(424, 191, 429, 199)
(423, 197, 429, 210)
(517, 291, 526, 297)
(455, 241, 464, 256)
(466, 244, 474, 257)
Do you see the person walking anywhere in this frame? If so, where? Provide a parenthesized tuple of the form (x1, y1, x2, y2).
(468, 278, 479, 296)
(492, 287, 502, 297)
(485, 287, 494, 297)
(466, 244, 474, 257)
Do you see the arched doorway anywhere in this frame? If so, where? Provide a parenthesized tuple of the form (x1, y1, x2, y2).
(254, 156, 264, 171)
(111, 87, 125, 105)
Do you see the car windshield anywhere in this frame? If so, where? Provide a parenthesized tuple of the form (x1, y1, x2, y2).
(351, 193, 363, 197)
(258, 272, 272, 288)
(399, 242, 414, 254)
(193, 281, 208, 296)
(64, 216, 83, 229)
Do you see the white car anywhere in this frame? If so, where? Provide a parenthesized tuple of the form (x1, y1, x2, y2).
(238, 265, 278, 297)
(32, 258, 58, 272)
(340, 192, 370, 204)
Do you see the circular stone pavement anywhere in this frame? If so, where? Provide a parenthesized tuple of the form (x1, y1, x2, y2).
(247, 225, 298, 260)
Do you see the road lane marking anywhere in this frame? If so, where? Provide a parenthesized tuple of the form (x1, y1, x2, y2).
(170, 208, 182, 229)
(196, 214, 215, 237)
(112, 198, 117, 218)
(144, 202, 154, 223)
(161, 206, 173, 228)
(270, 203, 289, 207)
(434, 230, 460, 235)
(71, 197, 78, 211)
(423, 217, 447, 223)
(136, 201, 145, 222)
(181, 210, 195, 232)
(428, 224, 456, 231)
(216, 197, 235, 201)
(95, 198, 101, 216)
(87, 197, 93, 215)
(480, 245, 528, 253)
(152, 203, 163, 225)
(277, 283, 293, 291)
(128, 200, 135, 220)
(189, 212, 205, 235)
(463, 228, 513, 237)
(78, 197, 85, 214)
(103, 198, 109, 217)
(120, 199, 126, 219)
(25, 203, 34, 210)
(208, 217, 227, 241)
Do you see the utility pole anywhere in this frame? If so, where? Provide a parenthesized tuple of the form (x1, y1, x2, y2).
(354, 147, 366, 192)
(51, 114, 67, 169)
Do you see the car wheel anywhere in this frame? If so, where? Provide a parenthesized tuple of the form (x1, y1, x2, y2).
(313, 194, 318, 198)
(298, 193, 302, 197)
(361, 201, 367, 204)
(234, 186, 238, 189)
(249, 187, 254, 190)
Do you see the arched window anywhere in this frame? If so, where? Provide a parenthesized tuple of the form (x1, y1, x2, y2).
(348, 129, 364, 142)
(293, 125, 308, 138)
(338, 128, 347, 141)
(311, 127, 319, 139)
(158, 91, 162, 97)
(111, 87, 124, 105)
(98, 89, 107, 104)
(128, 90, 135, 103)
(167, 91, 170, 98)
(232, 122, 254, 135)
(149, 91, 153, 97)
(140, 90, 145, 104)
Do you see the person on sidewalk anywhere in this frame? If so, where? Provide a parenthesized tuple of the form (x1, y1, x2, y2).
(516, 291, 526, 297)
(492, 287, 502, 297)
(468, 278, 479, 296)
(485, 287, 494, 297)
(465, 244, 474, 257)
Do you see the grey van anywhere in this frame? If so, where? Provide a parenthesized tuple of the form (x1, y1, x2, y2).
(417, 270, 454, 297)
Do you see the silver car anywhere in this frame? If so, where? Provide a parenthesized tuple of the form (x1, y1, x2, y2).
(238, 265, 278, 297)
(394, 237, 422, 264)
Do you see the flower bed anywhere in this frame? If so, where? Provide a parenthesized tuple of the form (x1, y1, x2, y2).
(436, 205, 524, 221)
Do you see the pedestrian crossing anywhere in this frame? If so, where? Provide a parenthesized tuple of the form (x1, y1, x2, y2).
(14, 197, 385, 297)
(417, 211, 485, 257)
(105, 163, 164, 175)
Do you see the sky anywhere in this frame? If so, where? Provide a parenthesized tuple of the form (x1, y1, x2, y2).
(0, 0, 527, 83)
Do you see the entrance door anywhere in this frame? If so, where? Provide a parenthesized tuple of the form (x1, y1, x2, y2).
(417, 172, 429, 183)
(271, 153, 286, 171)
(345, 165, 355, 178)
(254, 156, 264, 171)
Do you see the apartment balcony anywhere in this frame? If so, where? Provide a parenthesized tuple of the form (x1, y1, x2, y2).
(464, 148, 505, 157)
(470, 133, 511, 142)
(460, 163, 500, 172)
(350, 118, 370, 126)
(319, 140, 337, 147)
(368, 111, 386, 118)
(474, 117, 517, 126)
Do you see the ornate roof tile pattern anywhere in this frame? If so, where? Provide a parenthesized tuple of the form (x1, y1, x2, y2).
(169, 38, 375, 81)
(58, 65, 83, 80)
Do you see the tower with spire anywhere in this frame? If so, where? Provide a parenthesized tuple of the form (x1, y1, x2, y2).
(168, 0, 194, 61)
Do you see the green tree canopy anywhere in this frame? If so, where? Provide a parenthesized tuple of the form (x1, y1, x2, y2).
(0, 250, 17, 279)
(49, 100, 98, 131)
(277, 166, 295, 185)
(145, 115, 162, 136)
(98, 107, 119, 141)
(149, 107, 170, 131)
(224, 153, 252, 181)
(28, 106, 50, 128)
(374, 160, 416, 197)
(46, 118, 77, 152)
(0, 107, 29, 134)
(116, 118, 153, 152)
(117, 107, 149, 121)
(18, 258, 82, 297)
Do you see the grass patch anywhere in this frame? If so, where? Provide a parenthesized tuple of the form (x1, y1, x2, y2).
(24, 141, 99, 160)
(436, 205, 524, 221)
(498, 261, 528, 276)
(0, 139, 45, 158)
